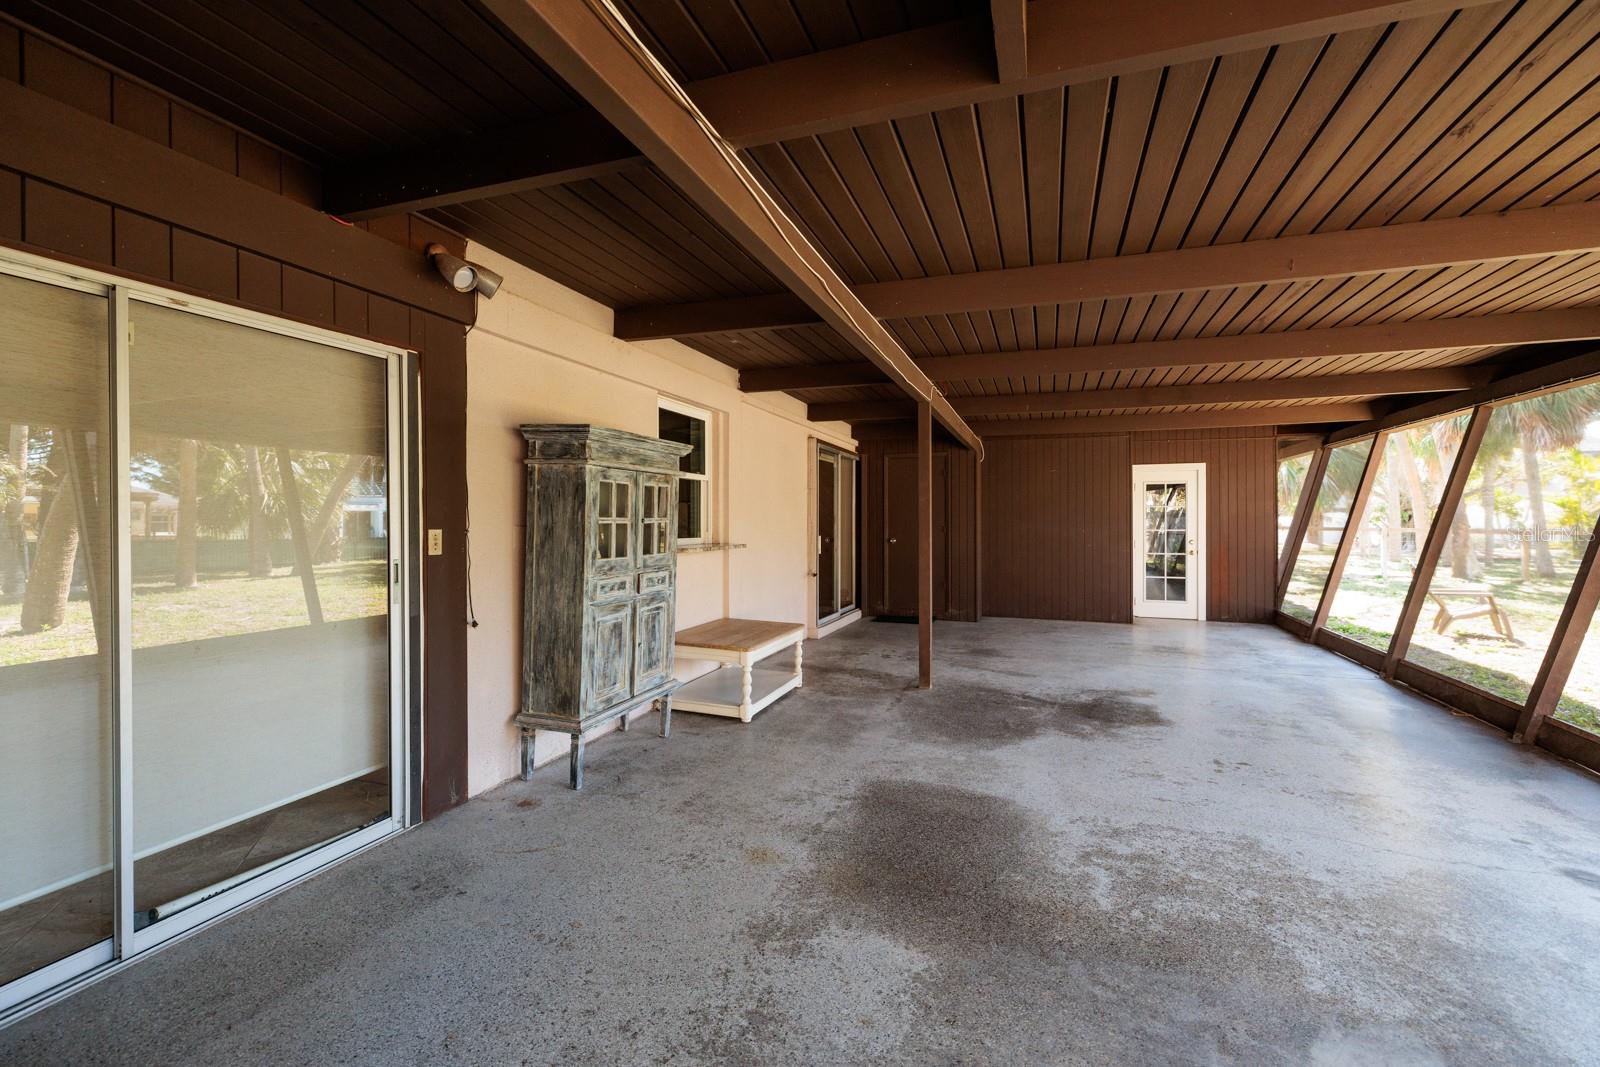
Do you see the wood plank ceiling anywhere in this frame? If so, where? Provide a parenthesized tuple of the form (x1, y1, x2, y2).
(11, 0, 1600, 436)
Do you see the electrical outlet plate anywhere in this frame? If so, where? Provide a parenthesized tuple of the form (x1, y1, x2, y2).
(427, 529, 443, 555)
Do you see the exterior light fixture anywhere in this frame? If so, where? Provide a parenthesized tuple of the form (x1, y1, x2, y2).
(426, 243, 503, 299)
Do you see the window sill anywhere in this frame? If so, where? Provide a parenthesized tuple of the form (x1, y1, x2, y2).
(677, 542, 746, 554)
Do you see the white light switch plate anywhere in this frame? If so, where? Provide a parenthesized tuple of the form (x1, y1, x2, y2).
(427, 529, 443, 555)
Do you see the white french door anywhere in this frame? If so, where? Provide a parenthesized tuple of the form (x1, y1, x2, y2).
(0, 248, 415, 1022)
(1132, 464, 1206, 620)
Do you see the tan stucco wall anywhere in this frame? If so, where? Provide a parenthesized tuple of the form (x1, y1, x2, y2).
(463, 245, 855, 795)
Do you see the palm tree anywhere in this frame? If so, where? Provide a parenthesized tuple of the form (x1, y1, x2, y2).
(1472, 383, 1600, 578)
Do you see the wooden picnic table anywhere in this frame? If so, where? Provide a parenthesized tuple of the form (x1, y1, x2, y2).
(1428, 587, 1514, 639)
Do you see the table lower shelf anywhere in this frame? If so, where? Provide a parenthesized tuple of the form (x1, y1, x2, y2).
(673, 666, 801, 722)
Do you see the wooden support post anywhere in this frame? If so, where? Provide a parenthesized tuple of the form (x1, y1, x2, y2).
(274, 447, 325, 625)
(1382, 406, 1493, 678)
(1311, 431, 1389, 634)
(1276, 446, 1330, 604)
(1514, 511, 1600, 744)
(918, 400, 933, 689)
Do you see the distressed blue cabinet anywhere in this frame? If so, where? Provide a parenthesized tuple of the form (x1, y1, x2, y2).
(517, 425, 691, 788)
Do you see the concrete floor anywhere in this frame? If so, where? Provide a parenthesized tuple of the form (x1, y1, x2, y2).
(6, 618, 1600, 1065)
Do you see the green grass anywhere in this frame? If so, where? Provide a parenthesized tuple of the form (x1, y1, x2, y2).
(0, 561, 387, 667)
(1317, 550, 1600, 733)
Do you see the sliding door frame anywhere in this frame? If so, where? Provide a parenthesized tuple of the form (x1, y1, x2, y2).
(0, 247, 420, 1023)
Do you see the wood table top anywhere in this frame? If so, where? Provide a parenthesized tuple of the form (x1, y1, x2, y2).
(675, 618, 805, 651)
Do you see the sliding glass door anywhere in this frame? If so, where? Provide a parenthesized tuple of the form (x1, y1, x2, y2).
(0, 270, 116, 993)
(816, 444, 857, 625)
(0, 250, 413, 1017)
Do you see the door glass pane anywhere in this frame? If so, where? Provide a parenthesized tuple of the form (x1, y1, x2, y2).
(818, 456, 837, 618)
(1141, 481, 1191, 604)
(0, 273, 114, 985)
(1403, 382, 1600, 704)
(839, 455, 856, 610)
(1323, 413, 1470, 649)
(1276, 452, 1312, 565)
(1281, 439, 1373, 622)
(128, 302, 390, 930)
(1557, 613, 1600, 736)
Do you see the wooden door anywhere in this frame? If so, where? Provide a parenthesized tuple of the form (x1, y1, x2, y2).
(633, 590, 674, 693)
(584, 600, 633, 711)
(883, 453, 947, 616)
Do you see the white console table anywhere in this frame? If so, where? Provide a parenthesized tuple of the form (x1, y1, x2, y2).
(673, 618, 805, 723)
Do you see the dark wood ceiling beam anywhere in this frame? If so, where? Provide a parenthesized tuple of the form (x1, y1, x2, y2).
(742, 306, 1600, 392)
(629, 201, 1600, 339)
(323, 110, 643, 220)
(692, 0, 1495, 147)
(969, 404, 1376, 436)
(480, 0, 983, 457)
(810, 367, 1484, 422)
(992, 0, 1029, 82)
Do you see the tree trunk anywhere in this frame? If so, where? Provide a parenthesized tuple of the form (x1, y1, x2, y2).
(175, 438, 199, 588)
(1480, 460, 1496, 564)
(1393, 434, 1431, 558)
(0, 423, 28, 599)
(245, 446, 272, 577)
(1449, 507, 1473, 580)
(1309, 507, 1324, 548)
(300, 453, 365, 572)
(1521, 431, 1555, 578)
(19, 460, 78, 633)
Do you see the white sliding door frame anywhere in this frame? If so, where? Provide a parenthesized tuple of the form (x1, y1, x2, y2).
(0, 247, 418, 1024)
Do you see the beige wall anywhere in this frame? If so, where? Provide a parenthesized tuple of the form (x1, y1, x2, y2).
(464, 246, 856, 795)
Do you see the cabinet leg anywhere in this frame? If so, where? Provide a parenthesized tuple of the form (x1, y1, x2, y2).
(740, 662, 754, 723)
(519, 730, 536, 782)
(617, 711, 629, 732)
(659, 695, 672, 738)
(569, 733, 585, 790)
(794, 640, 804, 688)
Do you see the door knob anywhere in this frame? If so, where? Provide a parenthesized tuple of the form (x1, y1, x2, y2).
(888, 538, 898, 544)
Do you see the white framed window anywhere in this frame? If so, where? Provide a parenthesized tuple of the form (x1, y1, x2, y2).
(657, 397, 711, 545)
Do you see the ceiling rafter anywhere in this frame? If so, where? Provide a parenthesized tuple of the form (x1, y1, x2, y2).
(851, 403, 1378, 440)
(738, 305, 1600, 392)
(808, 366, 1489, 422)
(619, 200, 1600, 339)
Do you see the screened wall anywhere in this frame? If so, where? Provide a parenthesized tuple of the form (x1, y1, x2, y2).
(1278, 373, 1600, 746)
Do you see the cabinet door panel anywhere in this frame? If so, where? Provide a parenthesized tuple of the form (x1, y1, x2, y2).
(633, 591, 674, 693)
(585, 601, 633, 711)
(589, 467, 637, 577)
(637, 472, 675, 568)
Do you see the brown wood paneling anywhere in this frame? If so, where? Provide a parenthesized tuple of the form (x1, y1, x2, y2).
(238, 251, 282, 311)
(859, 438, 978, 621)
(112, 207, 170, 280)
(982, 434, 1131, 621)
(0, 169, 20, 241)
(0, 21, 18, 81)
(283, 264, 335, 325)
(172, 229, 237, 299)
(22, 34, 110, 119)
(420, 309, 469, 817)
(1130, 427, 1278, 622)
(24, 178, 112, 261)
